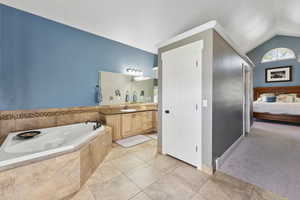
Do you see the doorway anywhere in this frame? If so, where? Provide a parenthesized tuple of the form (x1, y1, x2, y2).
(243, 64, 252, 136)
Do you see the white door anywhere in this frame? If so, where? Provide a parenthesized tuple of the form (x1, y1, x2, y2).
(161, 41, 203, 167)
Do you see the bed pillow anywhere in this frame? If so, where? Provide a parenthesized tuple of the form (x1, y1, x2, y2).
(260, 93, 275, 98)
(260, 93, 275, 102)
(288, 94, 298, 101)
(277, 94, 295, 103)
(296, 98, 300, 103)
(265, 96, 276, 102)
(256, 97, 263, 102)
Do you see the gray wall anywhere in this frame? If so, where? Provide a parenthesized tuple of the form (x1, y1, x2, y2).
(212, 31, 245, 164)
(158, 29, 214, 168)
(158, 30, 248, 170)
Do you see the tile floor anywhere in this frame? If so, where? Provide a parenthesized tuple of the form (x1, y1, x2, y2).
(71, 138, 285, 200)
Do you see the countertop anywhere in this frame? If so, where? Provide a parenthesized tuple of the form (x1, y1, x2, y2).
(98, 106, 158, 115)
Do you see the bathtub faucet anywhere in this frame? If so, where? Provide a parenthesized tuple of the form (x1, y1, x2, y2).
(85, 120, 102, 130)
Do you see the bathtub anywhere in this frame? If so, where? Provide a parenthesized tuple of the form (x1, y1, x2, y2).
(0, 122, 104, 169)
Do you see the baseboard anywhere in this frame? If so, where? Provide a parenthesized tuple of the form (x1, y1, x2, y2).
(201, 164, 215, 175)
(215, 135, 244, 170)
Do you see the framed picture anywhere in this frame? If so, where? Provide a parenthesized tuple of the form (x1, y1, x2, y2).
(265, 66, 292, 83)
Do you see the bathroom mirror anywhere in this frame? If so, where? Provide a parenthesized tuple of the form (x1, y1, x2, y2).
(98, 71, 158, 105)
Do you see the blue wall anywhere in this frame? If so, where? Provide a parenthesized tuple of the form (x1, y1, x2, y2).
(247, 35, 300, 88)
(0, 4, 157, 111)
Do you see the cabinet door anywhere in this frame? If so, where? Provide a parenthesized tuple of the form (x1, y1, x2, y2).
(121, 114, 133, 137)
(143, 111, 153, 130)
(132, 113, 143, 133)
(106, 115, 122, 141)
(152, 111, 157, 130)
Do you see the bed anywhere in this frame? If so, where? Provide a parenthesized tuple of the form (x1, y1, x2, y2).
(253, 86, 300, 123)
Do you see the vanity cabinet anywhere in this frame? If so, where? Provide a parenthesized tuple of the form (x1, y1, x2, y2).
(142, 111, 153, 130)
(101, 110, 157, 141)
(121, 112, 154, 138)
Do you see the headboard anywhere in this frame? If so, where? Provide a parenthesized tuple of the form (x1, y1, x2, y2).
(254, 86, 300, 100)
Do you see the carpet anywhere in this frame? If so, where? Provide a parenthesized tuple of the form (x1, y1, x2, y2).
(219, 121, 300, 200)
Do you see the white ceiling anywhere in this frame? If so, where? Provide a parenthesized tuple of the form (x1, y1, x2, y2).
(1, 0, 300, 54)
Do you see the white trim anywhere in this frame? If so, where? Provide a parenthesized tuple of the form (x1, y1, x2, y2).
(262, 57, 296, 64)
(157, 21, 217, 48)
(215, 135, 244, 170)
(157, 20, 255, 67)
(277, 31, 300, 38)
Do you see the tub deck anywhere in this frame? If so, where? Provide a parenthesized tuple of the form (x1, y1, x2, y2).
(0, 126, 112, 200)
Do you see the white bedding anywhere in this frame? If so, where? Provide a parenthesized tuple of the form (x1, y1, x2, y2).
(254, 102, 300, 115)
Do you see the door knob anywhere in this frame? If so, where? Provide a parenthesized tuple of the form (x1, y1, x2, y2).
(165, 110, 170, 114)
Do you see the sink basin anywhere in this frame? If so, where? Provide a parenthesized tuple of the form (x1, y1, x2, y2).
(120, 109, 137, 112)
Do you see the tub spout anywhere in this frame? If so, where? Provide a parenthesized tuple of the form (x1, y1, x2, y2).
(85, 120, 102, 130)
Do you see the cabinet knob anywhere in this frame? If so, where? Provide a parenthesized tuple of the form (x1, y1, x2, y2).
(165, 110, 170, 114)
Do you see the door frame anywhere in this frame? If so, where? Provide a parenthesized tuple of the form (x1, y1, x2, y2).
(242, 64, 252, 136)
(161, 40, 203, 169)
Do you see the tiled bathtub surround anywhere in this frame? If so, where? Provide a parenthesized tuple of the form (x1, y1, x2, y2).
(0, 103, 157, 143)
(0, 126, 112, 200)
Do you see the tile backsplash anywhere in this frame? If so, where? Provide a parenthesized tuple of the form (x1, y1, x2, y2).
(0, 106, 102, 142)
(0, 103, 157, 143)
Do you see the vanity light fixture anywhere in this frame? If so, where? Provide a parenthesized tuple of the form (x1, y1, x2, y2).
(133, 76, 151, 81)
(126, 67, 143, 76)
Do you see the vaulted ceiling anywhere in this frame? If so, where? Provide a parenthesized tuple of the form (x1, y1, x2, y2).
(1, 0, 300, 54)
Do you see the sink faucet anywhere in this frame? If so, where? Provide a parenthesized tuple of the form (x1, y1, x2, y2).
(85, 120, 102, 130)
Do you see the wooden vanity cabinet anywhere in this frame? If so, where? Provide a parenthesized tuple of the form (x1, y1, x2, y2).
(121, 111, 156, 138)
(101, 111, 157, 141)
(121, 113, 143, 137)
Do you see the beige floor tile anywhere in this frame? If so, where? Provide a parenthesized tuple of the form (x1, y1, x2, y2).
(71, 140, 286, 200)
(192, 178, 252, 200)
(104, 146, 129, 161)
(127, 143, 153, 153)
(250, 186, 288, 200)
(89, 161, 122, 184)
(88, 174, 141, 200)
(71, 186, 95, 200)
(125, 164, 165, 189)
(130, 146, 158, 162)
(143, 139, 158, 147)
(130, 192, 152, 200)
(144, 174, 196, 200)
(213, 172, 253, 194)
(170, 164, 210, 192)
(112, 142, 121, 147)
(111, 153, 146, 173)
(147, 154, 181, 173)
